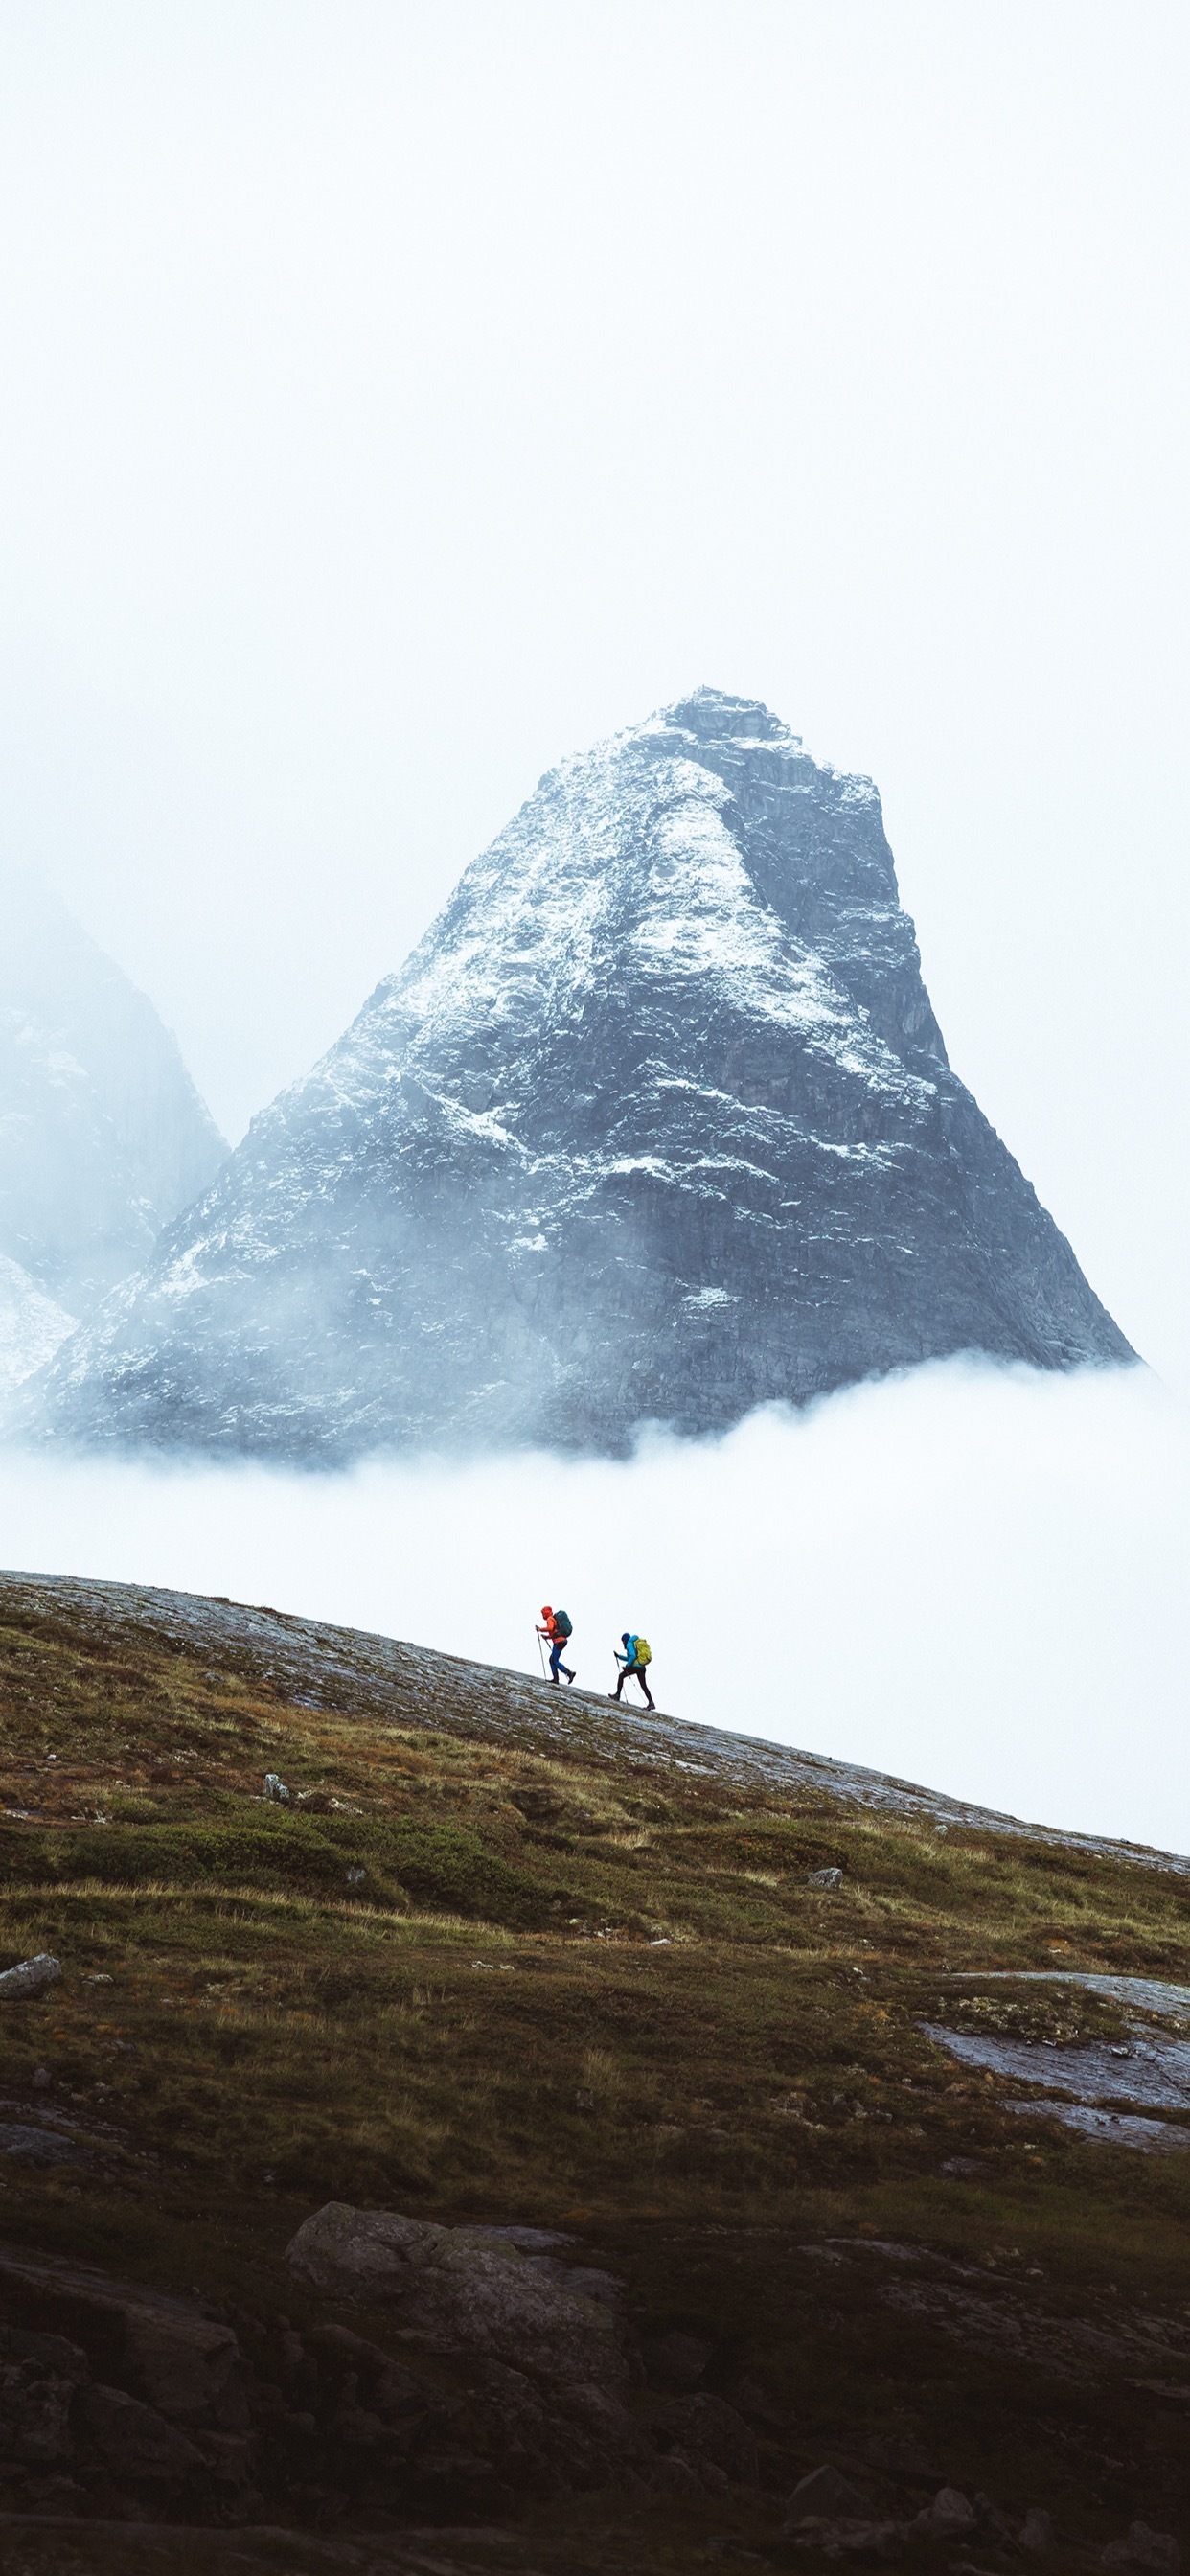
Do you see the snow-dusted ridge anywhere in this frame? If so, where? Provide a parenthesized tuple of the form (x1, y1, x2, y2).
(15, 689, 1133, 1458)
(0, 1255, 76, 1395)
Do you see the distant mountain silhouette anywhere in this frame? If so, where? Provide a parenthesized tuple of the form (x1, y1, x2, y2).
(0, 869, 226, 1316)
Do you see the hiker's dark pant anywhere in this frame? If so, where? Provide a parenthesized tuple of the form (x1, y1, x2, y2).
(549, 1639, 573, 1681)
(616, 1663, 654, 1710)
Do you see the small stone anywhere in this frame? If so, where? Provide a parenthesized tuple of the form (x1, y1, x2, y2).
(0, 1954, 61, 2001)
(345, 1865, 366, 1885)
(263, 1773, 290, 1804)
(31, 2067, 52, 2088)
(809, 1867, 844, 1889)
(1020, 2506, 1054, 2554)
(1102, 2524, 1180, 2576)
(785, 2464, 874, 2525)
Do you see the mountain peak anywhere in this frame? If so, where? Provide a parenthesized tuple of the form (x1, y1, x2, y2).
(648, 686, 800, 748)
(17, 702, 1133, 1458)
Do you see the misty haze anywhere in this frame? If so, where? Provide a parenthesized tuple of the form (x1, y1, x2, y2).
(0, 10, 1186, 2571)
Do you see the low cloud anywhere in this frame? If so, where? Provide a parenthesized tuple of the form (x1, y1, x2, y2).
(1, 1359, 1185, 1855)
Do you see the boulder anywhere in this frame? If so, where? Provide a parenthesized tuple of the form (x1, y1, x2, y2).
(0, 2326, 88, 2381)
(785, 2463, 874, 2525)
(735, 2374, 790, 2429)
(642, 2327, 713, 2390)
(284, 2202, 628, 2394)
(910, 2485, 977, 2538)
(0, 2361, 76, 2466)
(552, 2379, 656, 2491)
(809, 1869, 844, 1891)
(975, 2491, 1019, 2544)
(0, 1955, 61, 2001)
(306, 2322, 426, 2425)
(791, 2518, 904, 2560)
(121, 2300, 245, 2426)
(1102, 2526, 1180, 2576)
(652, 2448, 703, 2497)
(1020, 2506, 1055, 2554)
(79, 2383, 206, 2484)
(193, 2426, 264, 2519)
(0, 2245, 245, 2426)
(652, 2392, 759, 2487)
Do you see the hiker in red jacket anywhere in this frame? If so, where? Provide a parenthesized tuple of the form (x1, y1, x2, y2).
(537, 1605, 576, 1687)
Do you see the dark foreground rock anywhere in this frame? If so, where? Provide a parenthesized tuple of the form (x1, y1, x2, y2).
(0, 2219, 767, 2538)
(283, 2202, 629, 2392)
(784, 2463, 874, 2525)
(1103, 2526, 1181, 2576)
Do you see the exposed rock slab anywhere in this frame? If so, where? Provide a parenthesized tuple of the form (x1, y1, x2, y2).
(0, 2243, 245, 2425)
(284, 2202, 629, 2393)
(0, 1955, 61, 2002)
(6, 1570, 1185, 1881)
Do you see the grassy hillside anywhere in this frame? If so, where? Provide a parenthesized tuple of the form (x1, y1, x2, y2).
(0, 1571, 1186, 2574)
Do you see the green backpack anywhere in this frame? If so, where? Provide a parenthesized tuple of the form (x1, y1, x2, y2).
(554, 1610, 573, 1638)
(633, 1636, 652, 1666)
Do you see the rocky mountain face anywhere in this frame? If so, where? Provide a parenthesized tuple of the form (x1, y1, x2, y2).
(0, 1254, 75, 1398)
(21, 692, 1133, 1456)
(0, 872, 226, 1322)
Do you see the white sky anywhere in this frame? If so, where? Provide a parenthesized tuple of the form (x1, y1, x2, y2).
(0, 3, 1185, 1382)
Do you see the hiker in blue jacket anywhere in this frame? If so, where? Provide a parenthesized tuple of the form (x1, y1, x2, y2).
(611, 1631, 655, 1712)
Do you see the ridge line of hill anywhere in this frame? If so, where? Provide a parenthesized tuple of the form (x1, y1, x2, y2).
(4, 1570, 1183, 1878)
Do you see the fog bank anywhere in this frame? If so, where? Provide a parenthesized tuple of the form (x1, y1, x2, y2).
(1, 1359, 1184, 1855)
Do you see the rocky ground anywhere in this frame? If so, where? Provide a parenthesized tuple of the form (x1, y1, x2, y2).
(0, 1572, 1185, 2574)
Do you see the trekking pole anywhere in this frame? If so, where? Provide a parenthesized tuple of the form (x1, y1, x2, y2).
(535, 1627, 547, 1679)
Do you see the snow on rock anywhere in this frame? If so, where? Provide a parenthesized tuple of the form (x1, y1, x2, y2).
(15, 689, 1133, 1458)
(0, 1255, 76, 1396)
